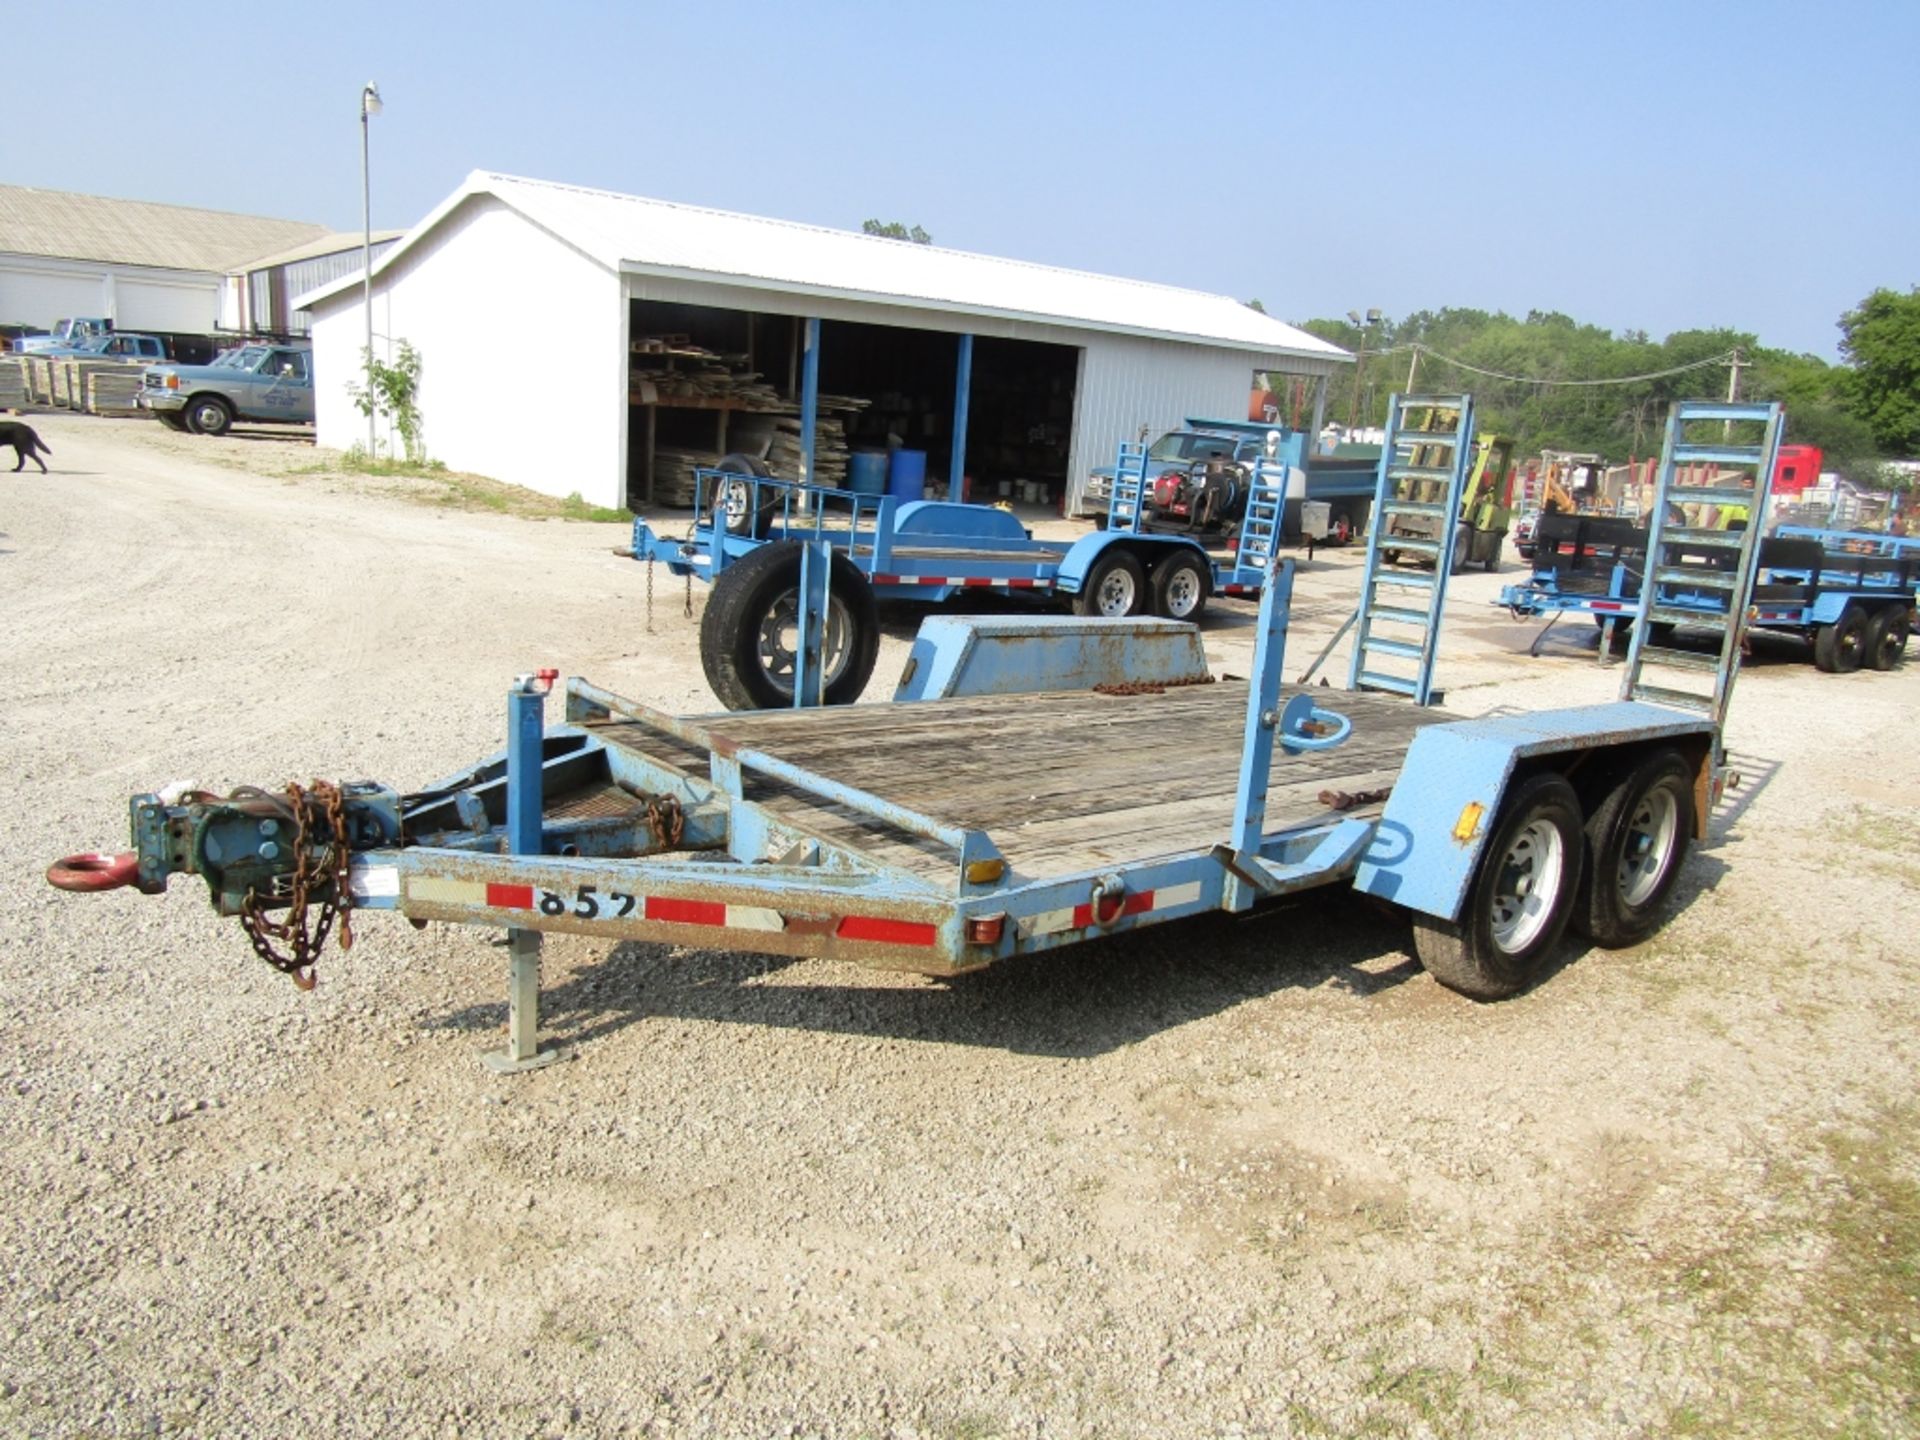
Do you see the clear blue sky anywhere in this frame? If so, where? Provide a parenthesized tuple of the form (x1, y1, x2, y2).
(19, 0, 1915, 359)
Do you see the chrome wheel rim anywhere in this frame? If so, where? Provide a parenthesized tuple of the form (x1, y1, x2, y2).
(1094, 569, 1137, 616)
(1489, 818, 1565, 953)
(1162, 566, 1202, 618)
(1619, 785, 1679, 908)
(719, 479, 751, 529)
(756, 590, 851, 695)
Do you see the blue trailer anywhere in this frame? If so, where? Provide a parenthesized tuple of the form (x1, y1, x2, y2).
(47, 551, 1735, 1072)
(1500, 515, 1919, 671)
(632, 457, 1289, 709)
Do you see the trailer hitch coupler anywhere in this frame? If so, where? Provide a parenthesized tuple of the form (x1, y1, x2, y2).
(47, 852, 140, 893)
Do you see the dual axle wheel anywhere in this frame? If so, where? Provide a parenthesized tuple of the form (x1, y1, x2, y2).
(1413, 749, 1696, 1001)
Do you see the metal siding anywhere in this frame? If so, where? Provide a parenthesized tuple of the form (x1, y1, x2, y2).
(115, 275, 218, 333)
(0, 258, 106, 327)
(310, 198, 623, 506)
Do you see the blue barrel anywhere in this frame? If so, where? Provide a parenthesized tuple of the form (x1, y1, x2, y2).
(888, 448, 928, 504)
(848, 449, 888, 496)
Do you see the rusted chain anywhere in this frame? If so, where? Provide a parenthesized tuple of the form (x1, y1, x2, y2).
(237, 780, 355, 990)
(645, 793, 685, 848)
(1092, 674, 1218, 697)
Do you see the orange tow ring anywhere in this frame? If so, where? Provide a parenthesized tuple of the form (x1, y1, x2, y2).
(47, 853, 140, 893)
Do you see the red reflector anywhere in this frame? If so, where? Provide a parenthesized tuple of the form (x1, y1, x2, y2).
(836, 915, 937, 946)
(646, 896, 725, 926)
(486, 883, 534, 910)
(965, 914, 1006, 945)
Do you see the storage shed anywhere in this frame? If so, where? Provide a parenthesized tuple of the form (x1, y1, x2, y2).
(0, 184, 328, 336)
(300, 171, 1349, 509)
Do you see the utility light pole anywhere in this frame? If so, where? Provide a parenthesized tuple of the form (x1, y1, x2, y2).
(1345, 308, 1382, 431)
(360, 81, 383, 457)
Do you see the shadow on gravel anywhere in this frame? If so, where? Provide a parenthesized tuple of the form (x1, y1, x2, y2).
(432, 890, 1423, 1058)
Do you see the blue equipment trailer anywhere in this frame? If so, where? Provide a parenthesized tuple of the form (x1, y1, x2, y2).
(49, 544, 1737, 1071)
(634, 459, 1291, 709)
(1500, 516, 1919, 671)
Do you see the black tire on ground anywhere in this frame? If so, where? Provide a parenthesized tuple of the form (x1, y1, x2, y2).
(1863, 606, 1910, 671)
(1073, 549, 1147, 618)
(1449, 524, 1472, 575)
(707, 453, 777, 538)
(1411, 772, 1584, 1001)
(698, 541, 879, 710)
(1813, 604, 1867, 673)
(1646, 620, 1677, 647)
(1089, 511, 1109, 531)
(1573, 749, 1695, 948)
(155, 411, 189, 432)
(1150, 551, 1210, 622)
(1484, 534, 1505, 572)
(185, 396, 232, 436)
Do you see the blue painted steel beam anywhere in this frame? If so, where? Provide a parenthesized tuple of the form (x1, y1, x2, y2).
(950, 333, 973, 503)
(800, 317, 820, 486)
(506, 678, 547, 857)
(793, 538, 829, 708)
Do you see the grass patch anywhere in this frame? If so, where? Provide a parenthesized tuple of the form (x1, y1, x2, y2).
(291, 452, 634, 522)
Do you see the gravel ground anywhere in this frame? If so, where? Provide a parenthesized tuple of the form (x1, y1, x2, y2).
(4, 413, 1919, 1439)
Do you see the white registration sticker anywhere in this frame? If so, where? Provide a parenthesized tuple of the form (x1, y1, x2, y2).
(348, 861, 401, 900)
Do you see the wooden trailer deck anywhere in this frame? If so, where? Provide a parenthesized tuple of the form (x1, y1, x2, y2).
(583, 684, 1455, 887)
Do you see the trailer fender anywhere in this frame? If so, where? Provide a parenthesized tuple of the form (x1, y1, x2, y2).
(1351, 702, 1715, 922)
(1055, 533, 1212, 596)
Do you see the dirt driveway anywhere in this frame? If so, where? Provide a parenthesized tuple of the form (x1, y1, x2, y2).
(3, 415, 1917, 1439)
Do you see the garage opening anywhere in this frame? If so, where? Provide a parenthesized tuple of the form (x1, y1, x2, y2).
(626, 297, 1079, 510)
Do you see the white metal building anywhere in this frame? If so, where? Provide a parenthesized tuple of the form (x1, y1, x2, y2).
(301, 171, 1350, 508)
(0, 185, 329, 336)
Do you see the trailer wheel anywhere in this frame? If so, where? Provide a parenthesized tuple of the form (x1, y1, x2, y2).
(1150, 552, 1210, 622)
(699, 541, 879, 710)
(1813, 604, 1867, 673)
(1863, 607, 1910, 671)
(1074, 550, 1146, 617)
(707, 453, 778, 538)
(1411, 772, 1583, 1001)
(1573, 749, 1694, 948)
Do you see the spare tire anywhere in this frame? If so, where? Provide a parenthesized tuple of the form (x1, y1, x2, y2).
(699, 541, 880, 710)
(707, 452, 779, 538)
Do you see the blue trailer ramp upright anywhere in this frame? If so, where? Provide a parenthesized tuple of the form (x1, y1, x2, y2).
(1347, 394, 1477, 703)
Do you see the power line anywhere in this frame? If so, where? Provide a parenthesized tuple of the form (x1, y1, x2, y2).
(1366, 342, 1739, 389)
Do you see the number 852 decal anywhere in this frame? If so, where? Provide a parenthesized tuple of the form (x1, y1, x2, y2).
(538, 885, 636, 919)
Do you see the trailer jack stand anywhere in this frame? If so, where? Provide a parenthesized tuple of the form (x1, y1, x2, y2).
(481, 928, 569, 1075)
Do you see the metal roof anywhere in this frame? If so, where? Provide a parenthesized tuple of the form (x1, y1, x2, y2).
(237, 229, 406, 273)
(302, 171, 1350, 364)
(0, 184, 330, 275)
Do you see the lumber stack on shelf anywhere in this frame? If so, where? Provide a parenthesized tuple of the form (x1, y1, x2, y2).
(767, 415, 849, 488)
(651, 447, 723, 507)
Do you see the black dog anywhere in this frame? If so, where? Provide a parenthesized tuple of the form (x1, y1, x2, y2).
(0, 421, 51, 473)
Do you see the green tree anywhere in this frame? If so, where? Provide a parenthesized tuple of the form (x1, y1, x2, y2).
(861, 219, 932, 245)
(1838, 287, 1920, 454)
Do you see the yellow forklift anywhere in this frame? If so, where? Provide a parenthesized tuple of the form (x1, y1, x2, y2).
(1382, 431, 1515, 573)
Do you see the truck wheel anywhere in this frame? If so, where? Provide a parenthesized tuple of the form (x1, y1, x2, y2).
(1813, 604, 1867, 673)
(1411, 772, 1583, 1001)
(185, 396, 232, 436)
(1863, 607, 1909, 671)
(707, 453, 778, 538)
(1074, 550, 1146, 618)
(1150, 552, 1210, 622)
(698, 541, 879, 710)
(1573, 749, 1693, 948)
(155, 411, 188, 432)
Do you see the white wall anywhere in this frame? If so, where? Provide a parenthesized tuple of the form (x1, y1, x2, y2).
(0, 252, 221, 333)
(309, 197, 624, 504)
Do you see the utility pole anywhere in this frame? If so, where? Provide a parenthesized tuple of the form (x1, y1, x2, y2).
(1405, 346, 1420, 393)
(1723, 346, 1745, 441)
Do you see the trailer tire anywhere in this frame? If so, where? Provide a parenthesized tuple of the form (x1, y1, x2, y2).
(1074, 550, 1147, 618)
(1814, 604, 1867, 673)
(699, 541, 879, 710)
(707, 453, 778, 539)
(1863, 607, 1909, 671)
(1573, 749, 1694, 948)
(1411, 772, 1583, 1001)
(1150, 551, 1210, 622)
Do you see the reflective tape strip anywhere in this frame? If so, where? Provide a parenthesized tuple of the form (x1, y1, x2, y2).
(836, 915, 938, 946)
(1018, 880, 1204, 938)
(407, 876, 533, 910)
(872, 574, 1052, 590)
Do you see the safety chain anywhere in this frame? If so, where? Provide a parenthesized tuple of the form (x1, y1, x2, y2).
(238, 780, 355, 991)
(1092, 674, 1219, 697)
(683, 566, 693, 619)
(644, 554, 656, 634)
(645, 793, 685, 849)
